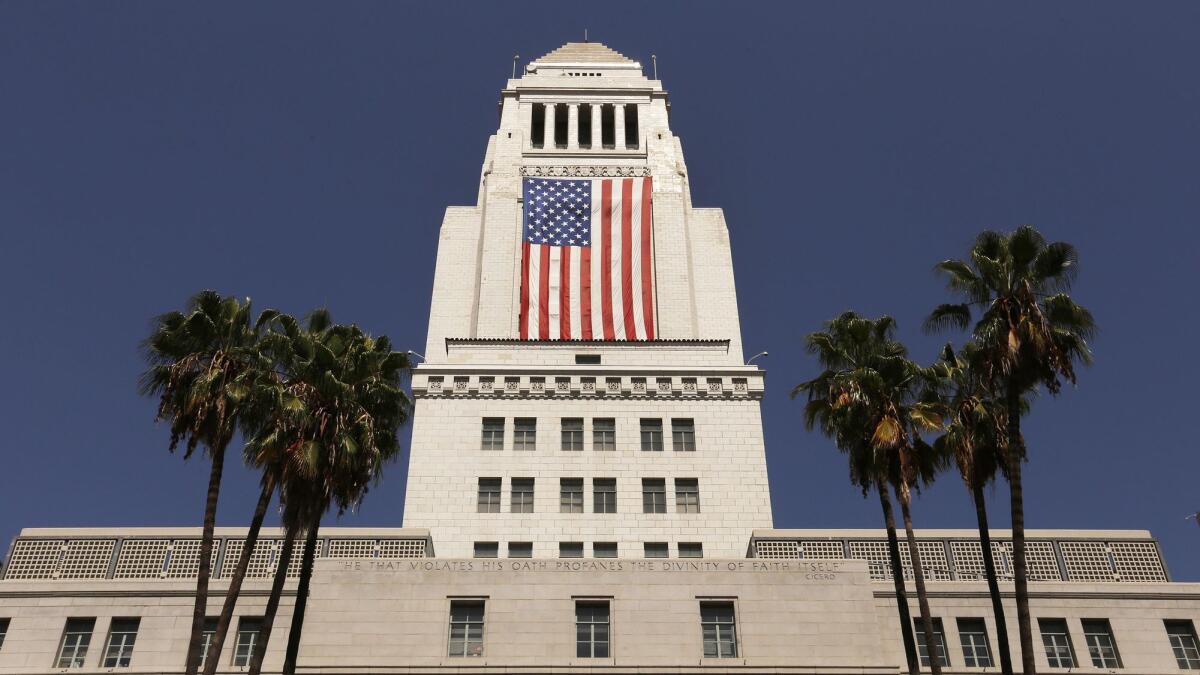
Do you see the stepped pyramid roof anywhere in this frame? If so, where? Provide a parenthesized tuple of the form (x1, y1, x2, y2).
(529, 42, 638, 66)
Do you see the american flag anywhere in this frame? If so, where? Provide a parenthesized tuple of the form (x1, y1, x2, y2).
(520, 176, 655, 341)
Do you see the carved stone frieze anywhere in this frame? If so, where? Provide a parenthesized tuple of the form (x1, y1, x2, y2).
(520, 165, 652, 177)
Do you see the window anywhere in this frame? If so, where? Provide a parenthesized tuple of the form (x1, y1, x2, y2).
(1082, 619, 1122, 668)
(593, 478, 617, 513)
(672, 418, 696, 451)
(679, 542, 704, 558)
(553, 103, 568, 148)
(676, 478, 700, 513)
(232, 617, 263, 667)
(473, 542, 498, 558)
(561, 418, 584, 451)
(575, 353, 601, 365)
(560, 542, 584, 558)
(511, 478, 535, 513)
(1166, 620, 1200, 669)
(531, 103, 546, 149)
(56, 618, 95, 668)
(514, 418, 536, 451)
(448, 601, 485, 657)
(700, 602, 737, 658)
(914, 617, 949, 668)
(601, 104, 615, 148)
(624, 104, 639, 148)
(199, 617, 218, 669)
(576, 601, 610, 658)
(481, 418, 504, 451)
(644, 542, 668, 558)
(594, 542, 617, 558)
(560, 478, 584, 513)
(508, 542, 532, 558)
(640, 419, 664, 451)
(578, 105, 592, 148)
(1039, 618, 1077, 668)
(642, 478, 666, 513)
(477, 478, 502, 513)
(593, 418, 616, 451)
(102, 618, 139, 668)
(0, 617, 8, 651)
(957, 618, 993, 667)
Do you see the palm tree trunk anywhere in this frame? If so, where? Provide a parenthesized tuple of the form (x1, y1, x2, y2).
(184, 443, 226, 675)
(898, 487, 941, 675)
(972, 478, 1014, 675)
(1006, 383, 1036, 675)
(248, 519, 301, 675)
(282, 512, 323, 675)
(879, 484, 920, 675)
(202, 473, 276, 675)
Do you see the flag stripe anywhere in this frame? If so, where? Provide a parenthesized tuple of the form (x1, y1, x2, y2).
(580, 246, 593, 340)
(520, 240, 531, 340)
(640, 176, 654, 339)
(620, 178, 635, 339)
(527, 241, 540, 339)
(559, 246, 571, 340)
(600, 180, 615, 340)
(538, 244, 550, 339)
(629, 177, 646, 340)
(568, 246, 582, 340)
(548, 246, 561, 340)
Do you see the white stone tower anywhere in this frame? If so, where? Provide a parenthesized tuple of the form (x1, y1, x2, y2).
(402, 42, 773, 559)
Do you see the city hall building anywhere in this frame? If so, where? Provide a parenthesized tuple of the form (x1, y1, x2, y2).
(2, 42, 1199, 674)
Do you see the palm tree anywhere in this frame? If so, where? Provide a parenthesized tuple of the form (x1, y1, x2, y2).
(241, 310, 412, 674)
(140, 291, 276, 675)
(794, 312, 945, 675)
(199, 472, 275, 675)
(930, 342, 1014, 675)
(893, 430, 949, 675)
(926, 225, 1095, 674)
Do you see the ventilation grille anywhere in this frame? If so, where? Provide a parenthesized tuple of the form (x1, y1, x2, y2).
(1025, 541, 1062, 581)
(327, 539, 378, 558)
(3, 539, 68, 580)
(2, 536, 427, 580)
(950, 540, 1012, 581)
(112, 539, 170, 579)
(754, 540, 800, 559)
(747, 536, 1166, 584)
(164, 539, 220, 579)
(1110, 541, 1168, 582)
(801, 541, 846, 559)
(379, 539, 426, 558)
(1060, 541, 1116, 582)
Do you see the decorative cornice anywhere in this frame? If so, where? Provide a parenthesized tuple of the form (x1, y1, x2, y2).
(521, 165, 651, 177)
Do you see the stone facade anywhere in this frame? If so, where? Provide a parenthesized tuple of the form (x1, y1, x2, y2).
(2, 41, 1200, 675)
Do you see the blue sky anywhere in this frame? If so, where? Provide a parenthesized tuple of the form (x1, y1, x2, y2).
(2, 2, 1198, 578)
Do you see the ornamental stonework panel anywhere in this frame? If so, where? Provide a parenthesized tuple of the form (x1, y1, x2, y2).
(521, 165, 651, 177)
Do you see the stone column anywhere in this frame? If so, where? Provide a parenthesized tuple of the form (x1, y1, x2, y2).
(591, 103, 602, 150)
(614, 102, 626, 150)
(521, 102, 534, 151)
(567, 104, 579, 151)
(543, 102, 556, 150)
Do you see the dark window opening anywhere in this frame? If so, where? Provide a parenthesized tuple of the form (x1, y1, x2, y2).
(554, 103, 569, 148)
(601, 104, 615, 149)
(531, 104, 545, 149)
(578, 105, 592, 148)
(624, 104, 639, 149)
(575, 354, 601, 365)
